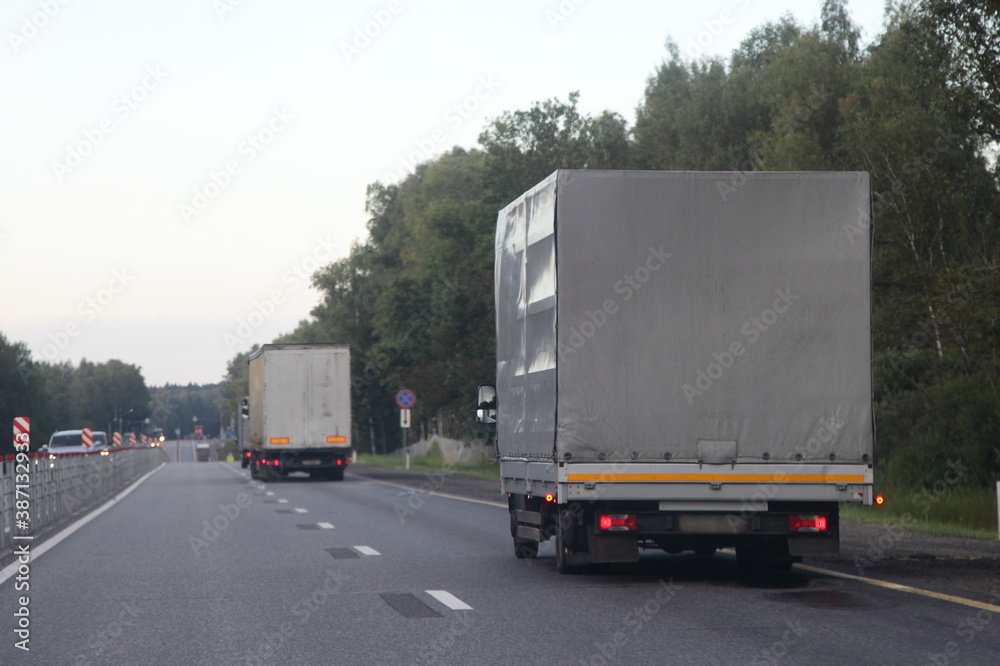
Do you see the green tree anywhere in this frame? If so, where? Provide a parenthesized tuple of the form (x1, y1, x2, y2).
(0, 333, 50, 454)
(479, 92, 630, 206)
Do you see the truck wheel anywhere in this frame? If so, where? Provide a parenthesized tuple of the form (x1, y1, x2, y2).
(326, 468, 345, 481)
(555, 508, 583, 574)
(250, 461, 259, 480)
(241, 457, 249, 469)
(514, 538, 538, 559)
(509, 496, 538, 559)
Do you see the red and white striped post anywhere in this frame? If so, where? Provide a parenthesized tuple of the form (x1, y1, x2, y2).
(128, 432, 136, 447)
(13, 417, 30, 452)
(82, 428, 93, 449)
(113, 432, 122, 447)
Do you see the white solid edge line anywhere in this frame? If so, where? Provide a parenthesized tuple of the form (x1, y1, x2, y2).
(219, 463, 249, 479)
(317, 522, 335, 529)
(354, 546, 380, 556)
(0, 462, 167, 586)
(294, 508, 308, 513)
(426, 590, 473, 610)
(353, 475, 506, 509)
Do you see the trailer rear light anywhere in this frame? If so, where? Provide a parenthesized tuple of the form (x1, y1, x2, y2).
(789, 515, 828, 533)
(598, 514, 637, 532)
(336, 459, 343, 466)
(875, 494, 885, 506)
(544, 493, 555, 503)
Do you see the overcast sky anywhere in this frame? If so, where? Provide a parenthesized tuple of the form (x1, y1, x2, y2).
(0, 0, 886, 386)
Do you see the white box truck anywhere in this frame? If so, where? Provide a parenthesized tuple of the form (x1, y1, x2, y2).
(477, 170, 874, 572)
(248, 344, 352, 481)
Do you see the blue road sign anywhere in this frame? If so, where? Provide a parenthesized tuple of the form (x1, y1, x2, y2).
(396, 389, 416, 408)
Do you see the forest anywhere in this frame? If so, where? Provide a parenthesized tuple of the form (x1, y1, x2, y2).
(259, 0, 1000, 491)
(2, 1, 997, 494)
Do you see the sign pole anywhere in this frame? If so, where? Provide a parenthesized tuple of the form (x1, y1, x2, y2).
(395, 390, 415, 471)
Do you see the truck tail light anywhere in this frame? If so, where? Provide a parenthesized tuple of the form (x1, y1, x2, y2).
(598, 514, 637, 532)
(544, 493, 556, 503)
(789, 515, 828, 533)
(336, 459, 344, 466)
(875, 494, 885, 506)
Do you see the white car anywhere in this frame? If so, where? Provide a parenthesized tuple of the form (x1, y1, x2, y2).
(45, 429, 109, 455)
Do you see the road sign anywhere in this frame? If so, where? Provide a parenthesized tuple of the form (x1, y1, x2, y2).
(395, 389, 416, 409)
(400, 408, 411, 428)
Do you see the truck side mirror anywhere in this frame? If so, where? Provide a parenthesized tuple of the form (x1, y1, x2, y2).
(240, 397, 250, 419)
(475, 385, 497, 425)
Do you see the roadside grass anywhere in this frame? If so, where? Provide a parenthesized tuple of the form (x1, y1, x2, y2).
(354, 452, 499, 481)
(841, 485, 999, 540)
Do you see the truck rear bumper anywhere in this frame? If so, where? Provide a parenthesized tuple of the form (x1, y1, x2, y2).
(255, 447, 352, 472)
(500, 460, 873, 505)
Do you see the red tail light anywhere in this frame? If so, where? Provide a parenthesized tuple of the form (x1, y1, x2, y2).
(875, 494, 885, 506)
(544, 493, 555, 503)
(336, 459, 343, 466)
(789, 515, 828, 533)
(598, 514, 637, 532)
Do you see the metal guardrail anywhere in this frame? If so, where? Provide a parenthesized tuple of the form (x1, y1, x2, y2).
(0, 447, 168, 559)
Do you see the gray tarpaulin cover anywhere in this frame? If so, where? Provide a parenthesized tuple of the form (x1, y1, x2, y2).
(494, 170, 873, 464)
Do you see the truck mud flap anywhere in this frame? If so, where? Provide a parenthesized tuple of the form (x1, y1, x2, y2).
(588, 527, 639, 563)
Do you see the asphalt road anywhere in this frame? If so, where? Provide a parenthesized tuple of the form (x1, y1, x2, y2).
(2, 460, 998, 665)
(164, 439, 218, 463)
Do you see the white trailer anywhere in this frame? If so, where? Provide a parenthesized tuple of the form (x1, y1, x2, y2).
(478, 170, 875, 572)
(248, 344, 352, 481)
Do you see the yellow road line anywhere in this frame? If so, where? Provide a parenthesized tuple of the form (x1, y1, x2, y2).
(796, 563, 1000, 614)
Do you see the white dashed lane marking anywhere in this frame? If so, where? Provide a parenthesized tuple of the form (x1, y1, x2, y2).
(426, 590, 472, 610)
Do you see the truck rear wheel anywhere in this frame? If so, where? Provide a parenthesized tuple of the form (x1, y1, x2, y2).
(555, 507, 585, 574)
(509, 495, 538, 559)
(326, 467, 345, 481)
